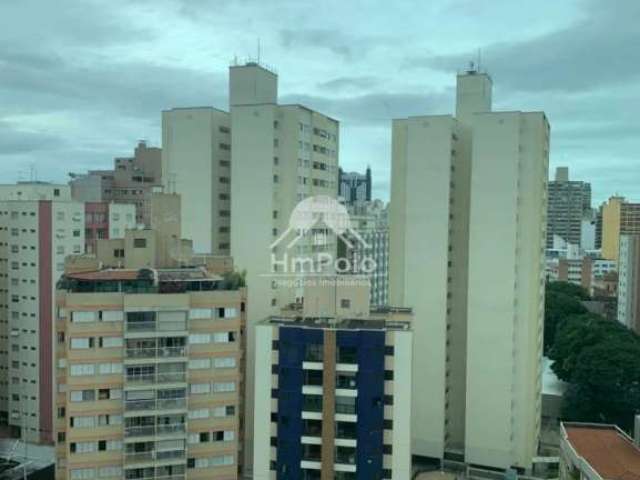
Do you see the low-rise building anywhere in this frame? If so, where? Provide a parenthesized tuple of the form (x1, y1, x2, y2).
(560, 422, 640, 480)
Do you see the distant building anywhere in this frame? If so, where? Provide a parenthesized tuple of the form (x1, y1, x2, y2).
(54, 208, 246, 480)
(253, 278, 412, 480)
(0, 183, 85, 443)
(618, 234, 640, 333)
(339, 167, 372, 204)
(546, 167, 592, 249)
(338, 200, 389, 306)
(602, 196, 640, 262)
(83, 202, 136, 254)
(69, 140, 162, 226)
(560, 422, 640, 480)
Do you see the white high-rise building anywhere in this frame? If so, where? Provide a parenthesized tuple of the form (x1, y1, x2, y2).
(389, 69, 548, 470)
(162, 107, 231, 255)
(0, 183, 85, 443)
(229, 62, 339, 474)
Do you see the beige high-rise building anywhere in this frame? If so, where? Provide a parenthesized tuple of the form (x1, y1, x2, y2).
(0, 182, 85, 443)
(229, 62, 339, 475)
(390, 69, 548, 470)
(601, 196, 640, 262)
(162, 107, 232, 255)
(54, 224, 246, 480)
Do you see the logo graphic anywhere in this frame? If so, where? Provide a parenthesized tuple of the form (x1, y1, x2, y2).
(268, 195, 376, 281)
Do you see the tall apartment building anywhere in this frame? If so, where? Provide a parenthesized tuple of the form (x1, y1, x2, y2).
(253, 278, 412, 480)
(389, 69, 548, 470)
(602, 196, 640, 262)
(84, 202, 136, 254)
(0, 183, 85, 443)
(54, 229, 246, 480)
(229, 62, 340, 472)
(339, 200, 389, 307)
(69, 140, 162, 226)
(546, 167, 591, 249)
(618, 234, 640, 334)
(162, 107, 232, 255)
(338, 167, 372, 204)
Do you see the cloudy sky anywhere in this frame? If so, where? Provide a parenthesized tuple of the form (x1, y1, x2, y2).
(1, 0, 638, 204)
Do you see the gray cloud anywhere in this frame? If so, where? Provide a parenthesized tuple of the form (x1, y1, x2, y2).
(409, 0, 640, 93)
(317, 76, 381, 92)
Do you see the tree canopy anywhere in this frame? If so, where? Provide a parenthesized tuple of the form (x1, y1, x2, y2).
(544, 281, 640, 432)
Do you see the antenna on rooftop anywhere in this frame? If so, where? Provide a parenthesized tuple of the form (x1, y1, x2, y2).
(257, 38, 261, 64)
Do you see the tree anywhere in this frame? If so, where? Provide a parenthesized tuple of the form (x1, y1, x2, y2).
(562, 339, 640, 431)
(544, 290, 587, 354)
(546, 281, 590, 301)
(549, 312, 633, 381)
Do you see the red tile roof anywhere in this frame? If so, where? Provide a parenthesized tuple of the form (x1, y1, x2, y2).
(566, 426, 640, 480)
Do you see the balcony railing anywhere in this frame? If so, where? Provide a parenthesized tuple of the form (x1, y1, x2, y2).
(124, 424, 186, 438)
(125, 372, 186, 385)
(125, 398, 187, 412)
(126, 347, 186, 359)
(124, 449, 185, 465)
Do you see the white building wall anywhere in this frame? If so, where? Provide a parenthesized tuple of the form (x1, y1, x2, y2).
(618, 235, 634, 327)
(252, 324, 274, 480)
(162, 107, 231, 255)
(391, 329, 412, 480)
(389, 115, 454, 458)
(107, 203, 135, 239)
(465, 111, 548, 470)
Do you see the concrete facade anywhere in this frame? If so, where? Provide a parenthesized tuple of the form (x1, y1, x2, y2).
(69, 141, 162, 227)
(228, 62, 339, 474)
(0, 183, 85, 443)
(253, 281, 412, 480)
(389, 70, 548, 470)
(161, 107, 231, 255)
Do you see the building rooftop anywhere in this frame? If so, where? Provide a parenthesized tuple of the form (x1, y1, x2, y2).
(562, 423, 640, 480)
(265, 315, 411, 331)
(58, 267, 239, 294)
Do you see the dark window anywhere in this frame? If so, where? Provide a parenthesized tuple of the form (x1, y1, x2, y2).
(133, 238, 146, 248)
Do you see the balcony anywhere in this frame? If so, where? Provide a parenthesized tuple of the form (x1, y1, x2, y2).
(125, 424, 186, 438)
(302, 396, 323, 413)
(126, 346, 187, 359)
(125, 449, 184, 465)
(125, 398, 187, 412)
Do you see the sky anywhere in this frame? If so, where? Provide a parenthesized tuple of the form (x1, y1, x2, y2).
(1, 0, 639, 204)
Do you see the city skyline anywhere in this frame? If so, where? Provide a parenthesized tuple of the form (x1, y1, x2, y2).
(2, 0, 639, 204)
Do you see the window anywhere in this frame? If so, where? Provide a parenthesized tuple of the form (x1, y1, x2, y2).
(100, 337, 123, 348)
(70, 338, 93, 349)
(101, 310, 123, 322)
(188, 409, 210, 419)
(114, 248, 124, 258)
(72, 311, 97, 323)
(71, 416, 95, 428)
(70, 390, 94, 402)
(70, 364, 95, 376)
(189, 308, 211, 319)
(188, 358, 211, 370)
(133, 238, 146, 248)
(190, 383, 211, 394)
(340, 299, 351, 309)
(98, 363, 122, 375)
(214, 357, 236, 369)
(70, 468, 95, 480)
(213, 332, 233, 343)
(213, 382, 235, 393)
(189, 334, 210, 344)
